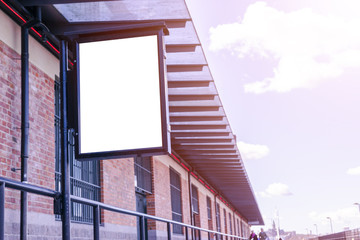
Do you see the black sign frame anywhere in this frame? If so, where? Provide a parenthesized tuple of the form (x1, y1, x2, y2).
(71, 24, 170, 161)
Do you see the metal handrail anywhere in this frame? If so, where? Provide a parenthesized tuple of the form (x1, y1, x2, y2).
(0, 177, 248, 240)
(72, 195, 247, 240)
(0, 177, 60, 198)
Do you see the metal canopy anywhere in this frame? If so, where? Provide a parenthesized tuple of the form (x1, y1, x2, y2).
(14, 0, 263, 225)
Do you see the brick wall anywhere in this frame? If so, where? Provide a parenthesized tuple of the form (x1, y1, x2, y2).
(101, 157, 136, 226)
(0, 38, 55, 214)
(147, 155, 172, 232)
(0, 38, 21, 210)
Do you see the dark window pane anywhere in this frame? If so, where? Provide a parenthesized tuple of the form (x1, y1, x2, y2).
(207, 197, 212, 220)
(134, 156, 152, 193)
(170, 168, 183, 234)
(191, 185, 199, 214)
(216, 204, 221, 232)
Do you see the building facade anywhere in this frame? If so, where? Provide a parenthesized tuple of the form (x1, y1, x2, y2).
(0, 0, 263, 239)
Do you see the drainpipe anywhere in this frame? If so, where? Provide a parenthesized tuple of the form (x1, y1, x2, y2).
(20, 20, 30, 240)
(20, 11, 40, 240)
(20, 7, 47, 240)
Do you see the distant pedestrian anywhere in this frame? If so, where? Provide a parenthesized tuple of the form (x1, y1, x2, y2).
(249, 230, 258, 240)
(259, 228, 268, 240)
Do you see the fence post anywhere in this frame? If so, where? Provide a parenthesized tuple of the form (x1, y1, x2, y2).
(167, 222, 172, 240)
(208, 231, 211, 240)
(139, 216, 146, 240)
(0, 182, 4, 239)
(93, 205, 100, 240)
(185, 227, 189, 240)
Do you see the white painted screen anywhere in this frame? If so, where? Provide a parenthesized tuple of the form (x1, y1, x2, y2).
(79, 35, 163, 154)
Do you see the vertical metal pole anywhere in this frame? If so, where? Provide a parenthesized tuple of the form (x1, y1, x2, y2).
(93, 205, 100, 240)
(20, 23, 30, 240)
(167, 222, 172, 240)
(139, 216, 146, 240)
(185, 227, 188, 240)
(60, 40, 70, 240)
(0, 182, 5, 239)
(208, 231, 211, 240)
(199, 229, 202, 240)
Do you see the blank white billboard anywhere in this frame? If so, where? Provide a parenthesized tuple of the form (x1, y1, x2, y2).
(78, 35, 164, 156)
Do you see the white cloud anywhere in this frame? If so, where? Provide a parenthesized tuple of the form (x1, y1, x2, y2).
(209, 1, 360, 93)
(237, 141, 269, 160)
(259, 182, 293, 198)
(347, 166, 360, 175)
(309, 206, 360, 231)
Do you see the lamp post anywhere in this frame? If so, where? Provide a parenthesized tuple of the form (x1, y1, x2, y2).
(314, 224, 318, 236)
(326, 217, 333, 234)
(354, 203, 360, 212)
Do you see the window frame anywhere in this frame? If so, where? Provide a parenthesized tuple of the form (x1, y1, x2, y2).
(191, 184, 199, 214)
(169, 168, 183, 234)
(216, 203, 221, 233)
(134, 156, 152, 194)
(207, 196, 212, 221)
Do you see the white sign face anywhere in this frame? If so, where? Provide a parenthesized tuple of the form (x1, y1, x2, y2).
(79, 35, 163, 154)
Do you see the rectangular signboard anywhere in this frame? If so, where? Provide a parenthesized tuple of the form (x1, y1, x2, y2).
(73, 28, 170, 160)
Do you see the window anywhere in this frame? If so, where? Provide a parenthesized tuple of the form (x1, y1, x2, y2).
(207, 196, 213, 230)
(233, 216, 236, 236)
(223, 209, 227, 233)
(240, 220, 244, 237)
(191, 185, 200, 239)
(70, 149, 100, 223)
(229, 213, 232, 236)
(170, 168, 183, 234)
(215, 203, 221, 239)
(55, 78, 100, 223)
(207, 197, 212, 220)
(134, 156, 152, 193)
(191, 185, 199, 214)
(237, 219, 240, 236)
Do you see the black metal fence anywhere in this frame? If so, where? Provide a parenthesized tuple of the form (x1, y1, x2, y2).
(0, 176, 247, 240)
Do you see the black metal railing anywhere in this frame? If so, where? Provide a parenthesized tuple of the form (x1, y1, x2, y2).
(70, 178, 100, 224)
(0, 176, 247, 240)
(55, 172, 101, 223)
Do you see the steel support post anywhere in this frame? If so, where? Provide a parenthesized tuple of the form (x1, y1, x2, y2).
(167, 222, 172, 240)
(139, 216, 146, 240)
(0, 182, 5, 239)
(60, 40, 70, 240)
(93, 205, 100, 240)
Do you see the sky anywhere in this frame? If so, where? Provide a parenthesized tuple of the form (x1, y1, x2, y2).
(185, 0, 360, 235)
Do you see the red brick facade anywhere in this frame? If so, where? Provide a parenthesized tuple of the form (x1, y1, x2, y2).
(101, 158, 136, 226)
(0, 38, 55, 215)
